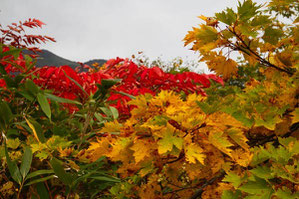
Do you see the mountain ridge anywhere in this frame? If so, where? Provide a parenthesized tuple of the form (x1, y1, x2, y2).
(24, 49, 107, 69)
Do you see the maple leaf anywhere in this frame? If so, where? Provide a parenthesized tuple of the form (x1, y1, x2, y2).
(231, 148, 253, 167)
(290, 108, 299, 124)
(206, 56, 238, 79)
(185, 143, 206, 164)
(227, 128, 249, 150)
(87, 138, 111, 161)
(157, 124, 183, 154)
(108, 137, 133, 162)
(131, 139, 153, 163)
(100, 120, 122, 133)
(208, 131, 233, 156)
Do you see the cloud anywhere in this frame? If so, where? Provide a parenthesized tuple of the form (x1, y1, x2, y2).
(1, 0, 267, 71)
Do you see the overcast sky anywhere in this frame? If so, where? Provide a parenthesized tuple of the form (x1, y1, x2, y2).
(1, 0, 267, 70)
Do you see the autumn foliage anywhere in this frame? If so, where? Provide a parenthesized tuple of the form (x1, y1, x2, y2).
(1, 0, 299, 199)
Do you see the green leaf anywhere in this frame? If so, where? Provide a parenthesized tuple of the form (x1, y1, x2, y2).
(44, 93, 81, 105)
(100, 107, 112, 117)
(25, 79, 39, 96)
(223, 171, 244, 188)
(20, 146, 33, 179)
(50, 158, 74, 186)
(215, 8, 237, 25)
(25, 175, 55, 186)
(109, 106, 119, 120)
(262, 26, 284, 45)
(0, 63, 7, 74)
(208, 131, 233, 155)
(221, 190, 242, 199)
(237, 0, 261, 20)
(196, 25, 218, 44)
(25, 169, 54, 180)
(63, 71, 89, 96)
(114, 91, 136, 99)
(231, 111, 254, 128)
(36, 182, 50, 199)
(4, 142, 22, 184)
(275, 188, 299, 199)
(251, 15, 271, 26)
(1, 47, 22, 59)
(250, 166, 272, 180)
(101, 79, 121, 89)
(37, 93, 51, 120)
(239, 178, 272, 195)
(3, 75, 16, 88)
(17, 90, 35, 102)
(158, 125, 183, 154)
(90, 176, 121, 183)
(196, 101, 218, 114)
(0, 101, 13, 129)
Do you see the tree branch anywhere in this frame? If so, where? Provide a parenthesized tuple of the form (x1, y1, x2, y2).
(189, 171, 226, 199)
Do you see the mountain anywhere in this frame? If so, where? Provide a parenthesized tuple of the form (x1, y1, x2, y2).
(23, 49, 107, 69)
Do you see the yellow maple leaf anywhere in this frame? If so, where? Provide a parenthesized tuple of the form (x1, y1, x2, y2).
(206, 112, 244, 130)
(87, 138, 111, 161)
(185, 143, 206, 164)
(100, 120, 122, 133)
(291, 108, 299, 124)
(184, 27, 198, 46)
(227, 128, 249, 150)
(208, 131, 233, 156)
(207, 56, 238, 79)
(231, 148, 253, 167)
(157, 124, 183, 154)
(108, 137, 133, 162)
(131, 139, 153, 163)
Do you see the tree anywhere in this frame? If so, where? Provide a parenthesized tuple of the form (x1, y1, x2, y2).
(88, 0, 299, 198)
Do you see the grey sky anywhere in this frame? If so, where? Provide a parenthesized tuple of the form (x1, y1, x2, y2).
(1, 0, 267, 67)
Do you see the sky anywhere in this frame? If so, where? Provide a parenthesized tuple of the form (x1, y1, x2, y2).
(1, 0, 267, 71)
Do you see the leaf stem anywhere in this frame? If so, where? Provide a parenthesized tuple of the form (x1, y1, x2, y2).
(226, 27, 294, 75)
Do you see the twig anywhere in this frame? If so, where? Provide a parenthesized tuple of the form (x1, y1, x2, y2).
(226, 27, 294, 75)
(189, 171, 225, 199)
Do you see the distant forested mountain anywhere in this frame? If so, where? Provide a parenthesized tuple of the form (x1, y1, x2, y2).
(23, 49, 107, 70)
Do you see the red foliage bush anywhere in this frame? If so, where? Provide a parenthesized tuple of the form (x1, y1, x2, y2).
(1, 19, 223, 116)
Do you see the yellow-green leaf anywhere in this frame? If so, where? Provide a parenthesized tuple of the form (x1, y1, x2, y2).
(158, 125, 183, 154)
(185, 143, 205, 164)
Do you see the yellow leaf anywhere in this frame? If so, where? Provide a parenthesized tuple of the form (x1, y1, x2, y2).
(231, 148, 253, 167)
(291, 108, 299, 124)
(158, 124, 183, 154)
(58, 147, 73, 157)
(131, 140, 153, 163)
(207, 56, 238, 79)
(185, 143, 206, 164)
(100, 120, 122, 133)
(206, 112, 244, 130)
(87, 138, 111, 161)
(208, 131, 233, 156)
(108, 137, 133, 162)
(6, 138, 20, 149)
(198, 15, 208, 21)
(25, 117, 40, 142)
(227, 128, 249, 150)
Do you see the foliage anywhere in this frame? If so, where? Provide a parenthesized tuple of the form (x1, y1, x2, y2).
(0, 17, 221, 198)
(0, 19, 121, 199)
(87, 0, 298, 198)
(1, 0, 298, 198)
